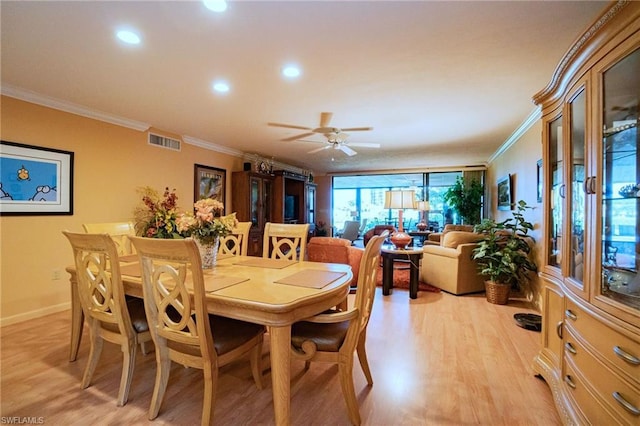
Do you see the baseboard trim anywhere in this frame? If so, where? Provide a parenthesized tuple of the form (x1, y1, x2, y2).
(0, 302, 71, 327)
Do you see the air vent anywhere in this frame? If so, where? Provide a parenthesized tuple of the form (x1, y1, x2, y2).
(148, 133, 181, 151)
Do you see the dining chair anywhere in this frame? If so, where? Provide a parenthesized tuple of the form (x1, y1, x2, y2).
(129, 236, 265, 425)
(62, 231, 152, 407)
(82, 221, 151, 354)
(262, 222, 310, 262)
(290, 231, 388, 425)
(218, 221, 251, 256)
(82, 222, 136, 255)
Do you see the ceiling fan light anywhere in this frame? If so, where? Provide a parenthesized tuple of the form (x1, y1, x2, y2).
(282, 65, 301, 78)
(203, 0, 227, 12)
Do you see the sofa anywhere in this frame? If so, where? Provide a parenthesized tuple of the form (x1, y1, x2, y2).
(307, 237, 363, 288)
(420, 229, 486, 295)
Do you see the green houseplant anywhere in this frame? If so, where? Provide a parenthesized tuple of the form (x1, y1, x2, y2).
(443, 176, 484, 225)
(472, 200, 537, 304)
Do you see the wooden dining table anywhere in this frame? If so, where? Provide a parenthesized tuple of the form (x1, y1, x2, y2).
(66, 254, 353, 426)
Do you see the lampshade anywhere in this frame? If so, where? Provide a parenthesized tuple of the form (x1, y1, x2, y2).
(383, 190, 416, 210)
(416, 200, 430, 211)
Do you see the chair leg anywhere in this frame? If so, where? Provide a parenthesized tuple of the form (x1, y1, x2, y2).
(338, 355, 361, 426)
(148, 345, 171, 420)
(116, 340, 137, 407)
(249, 338, 263, 390)
(81, 321, 103, 390)
(356, 333, 373, 386)
(201, 363, 218, 426)
(140, 340, 150, 355)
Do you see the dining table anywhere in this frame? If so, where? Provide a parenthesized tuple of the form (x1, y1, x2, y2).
(66, 254, 353, 426)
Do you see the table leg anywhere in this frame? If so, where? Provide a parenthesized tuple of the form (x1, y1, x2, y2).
(382, 256, 394, 295)
(409, 254, 419, 299)
(69, 277, 84, 362)
(270, 325, 291, 426)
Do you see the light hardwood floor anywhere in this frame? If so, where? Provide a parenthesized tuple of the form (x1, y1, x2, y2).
(0, 288, 561, 425)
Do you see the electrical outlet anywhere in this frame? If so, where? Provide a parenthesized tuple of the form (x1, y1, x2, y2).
(51, 269, 62, 280)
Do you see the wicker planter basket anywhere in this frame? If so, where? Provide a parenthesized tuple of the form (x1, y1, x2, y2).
(485, 280, 510, 305)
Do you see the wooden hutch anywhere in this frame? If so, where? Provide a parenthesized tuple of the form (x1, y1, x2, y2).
(532, 1, 640, 424)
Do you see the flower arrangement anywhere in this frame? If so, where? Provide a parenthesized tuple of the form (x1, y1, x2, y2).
(176, 198, 237, 245)
(134, 187, 183, 239)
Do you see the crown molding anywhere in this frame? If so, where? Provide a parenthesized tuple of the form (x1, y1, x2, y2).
(182, 135, 243, 157)
(1, 84, 151, 131)
(488, 106, 541, 164)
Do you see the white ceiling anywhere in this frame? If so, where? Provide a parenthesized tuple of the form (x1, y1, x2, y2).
(1, 1, 607, 175)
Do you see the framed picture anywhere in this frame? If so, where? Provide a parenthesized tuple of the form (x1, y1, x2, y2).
(497, 174, 512, 211)
(537, 159, 543, 203)
(194, 164, 226, 211)
(0, 140, 74, 216)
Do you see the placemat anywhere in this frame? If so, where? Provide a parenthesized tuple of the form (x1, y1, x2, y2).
(274, 270, 347, 289)
(195, 275, 249, 293)
(120, 262, 141, 277)
(119, 254, 139, 263)
(234, 258, 297, 269)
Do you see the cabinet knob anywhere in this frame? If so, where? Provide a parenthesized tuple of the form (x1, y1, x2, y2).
(564, 375, 576, 389)
(613, 346, 640, 365)
(564, 309, 577, 321)
(556, 321, 563, 339)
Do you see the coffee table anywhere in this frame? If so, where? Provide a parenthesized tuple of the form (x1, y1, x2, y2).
(381, 245, 423, 299)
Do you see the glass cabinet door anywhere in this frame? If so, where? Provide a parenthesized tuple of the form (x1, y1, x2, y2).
(568, 88, 587, 290)
(262, 178, 272, 229)
(549, 115, 564, 269)
(250, 176, 260, 228)
(600, 47, 639, 309)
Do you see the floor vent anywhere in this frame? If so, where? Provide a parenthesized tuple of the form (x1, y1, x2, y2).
(148, 133, 181, 151)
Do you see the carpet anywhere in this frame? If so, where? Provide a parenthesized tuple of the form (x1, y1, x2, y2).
(375, 265, 440, 293)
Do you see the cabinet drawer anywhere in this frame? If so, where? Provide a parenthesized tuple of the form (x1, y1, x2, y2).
(565, 298, 640, 387)
(565, 326, 640, 423)
(563, 358, 619, 425)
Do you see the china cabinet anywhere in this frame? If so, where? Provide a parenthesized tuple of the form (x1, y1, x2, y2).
(533, 2, 640, 424)
(231, 171, 274, 256)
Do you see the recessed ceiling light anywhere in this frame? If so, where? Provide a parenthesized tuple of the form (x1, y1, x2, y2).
(116, 30, 141, 45)
(212, 81, 230, 93)
(282, 65, 301, 79)
(203, 0, 227, 12)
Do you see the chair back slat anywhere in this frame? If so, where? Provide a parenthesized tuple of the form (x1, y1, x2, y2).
(262, 222, 310, 261)
(219, 221, 251, 256)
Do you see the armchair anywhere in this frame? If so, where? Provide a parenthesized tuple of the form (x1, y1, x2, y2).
(424, 224, 475, 246)
(420, 230, 485, 295)
(363, 225, 396, 247)
(307, 237, 363, 288)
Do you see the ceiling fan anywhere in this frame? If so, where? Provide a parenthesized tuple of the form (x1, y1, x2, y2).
(268, 112, 380, 156)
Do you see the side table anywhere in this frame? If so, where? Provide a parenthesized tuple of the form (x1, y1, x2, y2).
(381, 246, 423, 299)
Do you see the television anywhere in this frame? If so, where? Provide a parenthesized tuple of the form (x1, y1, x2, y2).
(284, 195, 298, 220)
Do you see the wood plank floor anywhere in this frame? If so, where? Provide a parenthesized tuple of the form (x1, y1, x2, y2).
(0, 288, 561, 425)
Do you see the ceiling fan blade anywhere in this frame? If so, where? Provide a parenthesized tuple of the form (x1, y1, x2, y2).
(299, 139, 327, 144)
(268, 122, 313, 131)
(348, 142, 380, 148)
(340, 145, 357, 156)
(319, 112, 333, 128)
(282, 132, 316, 141)
(308, 145, 331, 154)
(341, 126, 373, 132)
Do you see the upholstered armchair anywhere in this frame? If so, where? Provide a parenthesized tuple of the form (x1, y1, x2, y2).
(363, 225, 396, 247)
(420, 230, 485, 295)
(307, 237, 363, 288)
(424, 224, 475, 246)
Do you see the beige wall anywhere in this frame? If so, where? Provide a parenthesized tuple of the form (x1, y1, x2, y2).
(0, 96, 243, 325)
(486, 120, 544, 309)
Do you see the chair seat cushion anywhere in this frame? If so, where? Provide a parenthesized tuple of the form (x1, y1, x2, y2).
(210, 315, 265, 355)
(291, 310, 349, 352)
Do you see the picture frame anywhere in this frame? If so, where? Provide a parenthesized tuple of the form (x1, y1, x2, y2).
(0, 140, 74, 216)
(194, 164, 226, 212)
(497, 174, 512, 211)
(536, 159, 543, 203)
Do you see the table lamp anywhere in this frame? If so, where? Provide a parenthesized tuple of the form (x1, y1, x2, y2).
(416, 200, 430, 231)
(384, 190, 416, 249)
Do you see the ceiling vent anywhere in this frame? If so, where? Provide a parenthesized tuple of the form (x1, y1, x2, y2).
(148, 132, 181, 151)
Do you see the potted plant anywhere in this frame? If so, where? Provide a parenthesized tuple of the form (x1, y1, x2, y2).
(443, 176, 484, 225)
(472, 200, 537, 304)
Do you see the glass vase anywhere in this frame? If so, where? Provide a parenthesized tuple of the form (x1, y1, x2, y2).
(197, 237, 220, 269)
